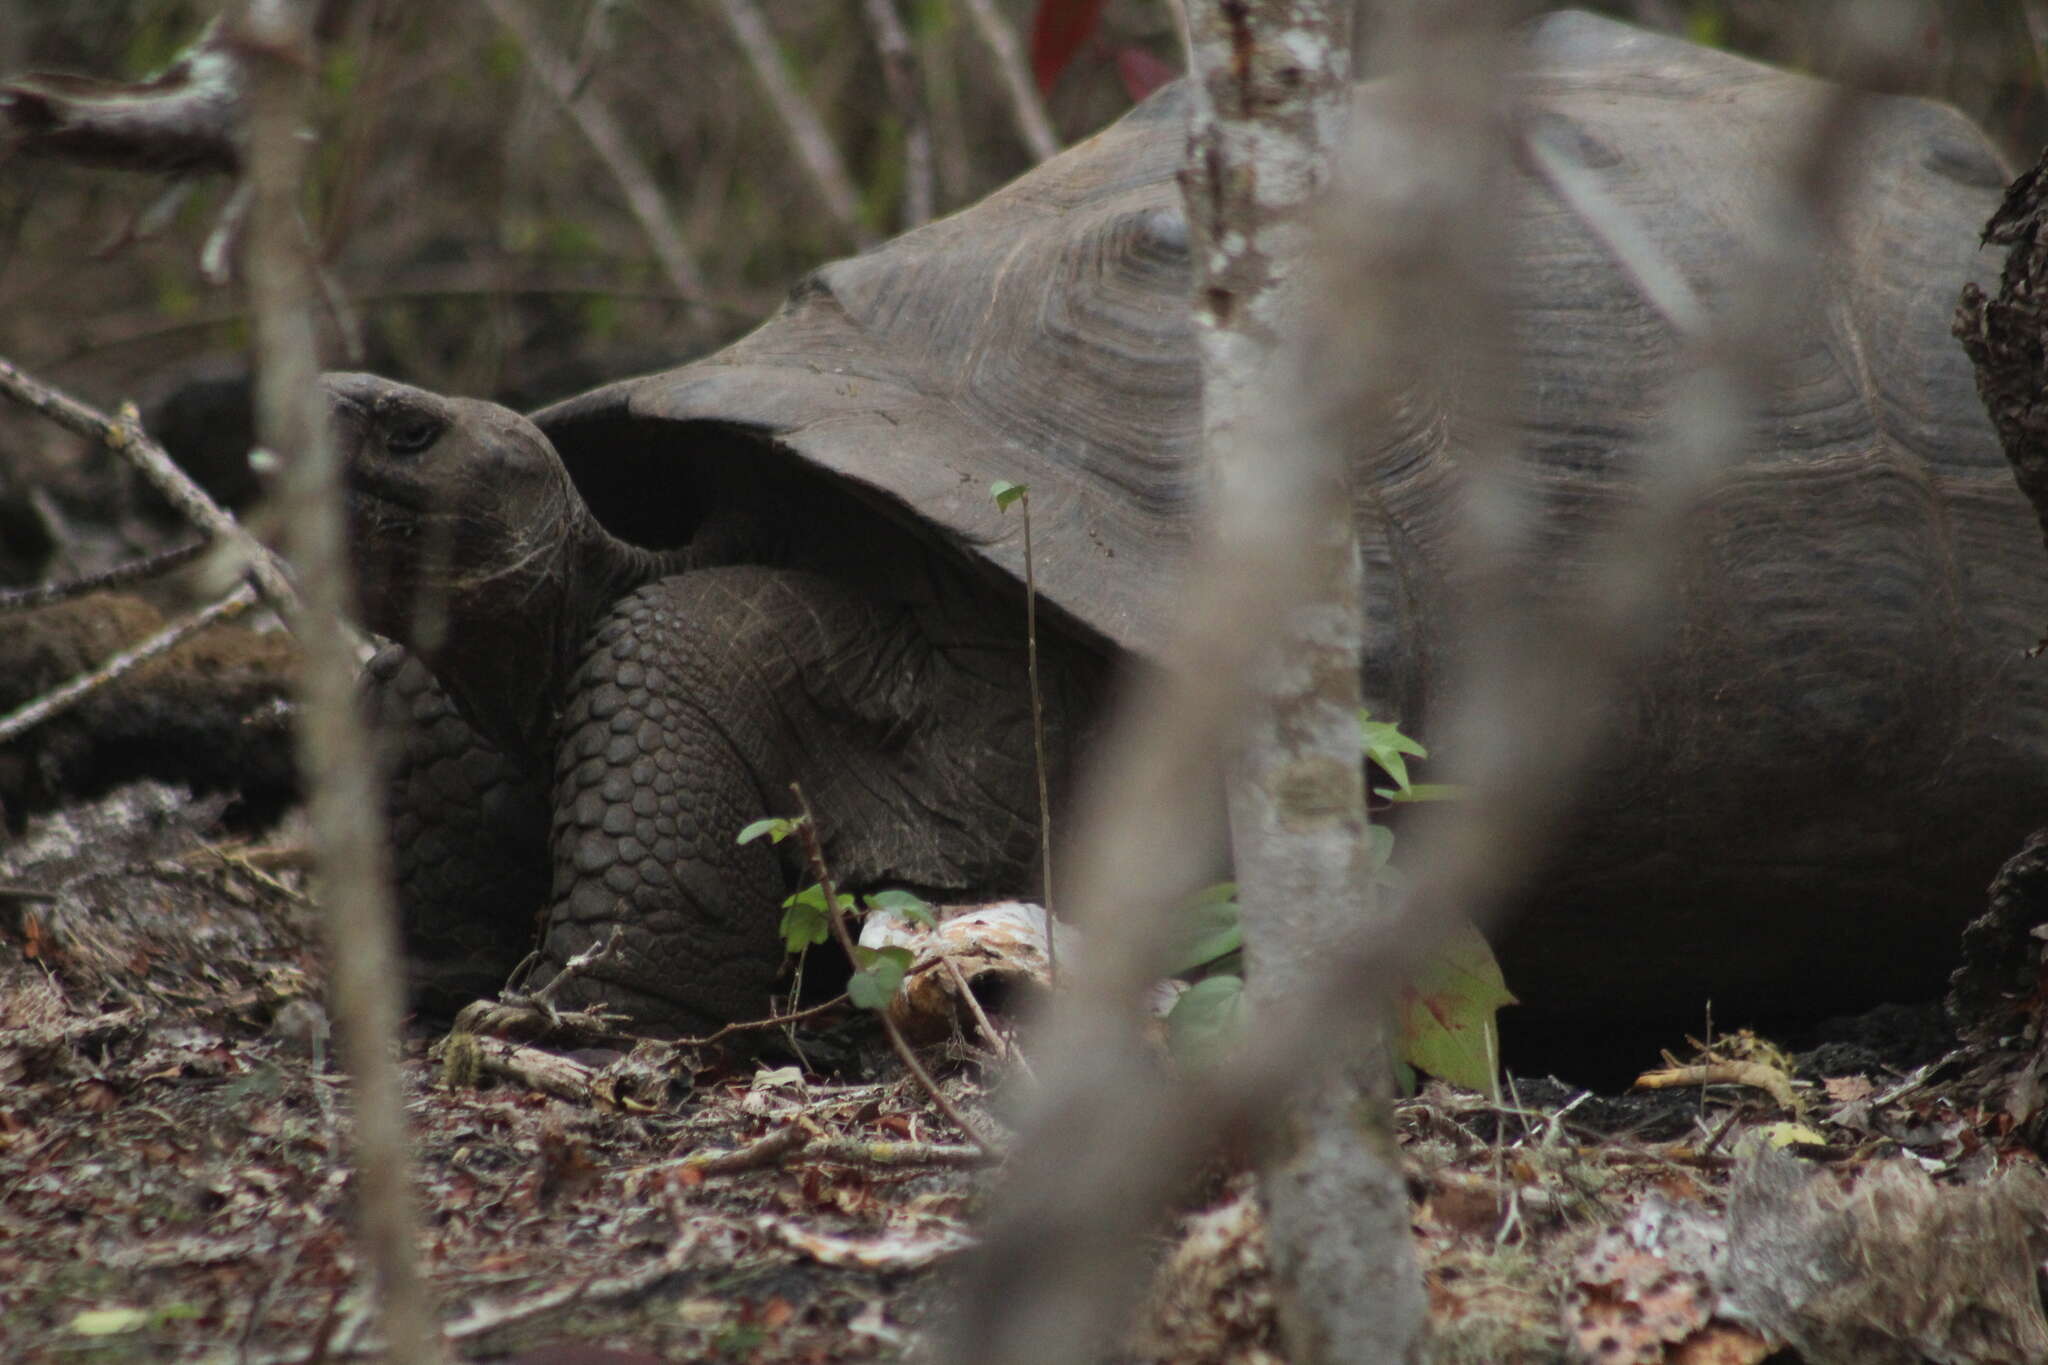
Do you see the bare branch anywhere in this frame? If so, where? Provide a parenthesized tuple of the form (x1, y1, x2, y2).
(709, 0, 875, 247)
(0, 18, 241, 175)
(478, 0, 708, 302)
(861, 0, 935, 227)
(960, 0, 1060, 162)
(0, 581, 256, 745)
(0, 353, 299, 621)
(233, 2, 440, 1361)
(0, 539, 207, 611)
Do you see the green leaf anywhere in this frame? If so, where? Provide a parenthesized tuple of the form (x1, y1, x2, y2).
(1166, 882, 1242, 974)
(1380, 782, 1468, 804)
(1359, 711, 1429, 795)
(779, 883, 834, 952)
(1167, 974, 1247, 1068)
(1397, 917, 1517, 1094)
(737, 816, 800, 846)
(1367, 823, 1396, 873)
(864, 888, 937, 927)
(69, 1307, 153, 1337)
(849, 945, 914, 1009)
(991, 479, 1028, 512)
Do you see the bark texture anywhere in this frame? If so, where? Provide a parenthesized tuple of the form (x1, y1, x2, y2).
(1956, 144, 2048, 562)
(1182, 3, 1424, 1361)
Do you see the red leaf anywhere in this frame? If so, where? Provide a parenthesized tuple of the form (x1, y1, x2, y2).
(1030, 0, 1108, 94)
(1114, 45, 1178, 102)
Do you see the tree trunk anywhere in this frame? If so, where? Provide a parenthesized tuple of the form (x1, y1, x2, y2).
(1181, 3, 1426, 1361)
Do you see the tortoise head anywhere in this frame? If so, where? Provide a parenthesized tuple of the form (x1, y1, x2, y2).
(324, 372, 581, 654)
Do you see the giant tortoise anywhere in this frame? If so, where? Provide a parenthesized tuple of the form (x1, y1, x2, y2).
(338, 11, 2044, 1035)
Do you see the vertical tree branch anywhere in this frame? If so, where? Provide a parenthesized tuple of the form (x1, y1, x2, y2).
(861, 0, 935, 227)
(1181, 2, 1427, 1360)
(711, 0, 876, 247)
(960, 0, 1060, 161)
(478, 0, 708, 304)
(232, 1, 440, 1360)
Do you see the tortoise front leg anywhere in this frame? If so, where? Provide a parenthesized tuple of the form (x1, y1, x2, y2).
(532, 573, 801, 1032)
(362, 645, 554, 1015)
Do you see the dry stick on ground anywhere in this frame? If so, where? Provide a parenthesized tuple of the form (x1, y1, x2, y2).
(959, 0, 1060, 162)
(655, 1122, 995, 1178)
(0, 539, 208, 611)
(788, 782, 999, 1156)
(0, 356, 299, 618)
(232, 3, 441, 1362)
(860, 0, 935, 228)
(0, 580, 257, 745)
(478, 0, 708, 307)
(710, 0, 876, 248)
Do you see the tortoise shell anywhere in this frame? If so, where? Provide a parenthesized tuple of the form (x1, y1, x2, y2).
(534, 12, 2040, 1021)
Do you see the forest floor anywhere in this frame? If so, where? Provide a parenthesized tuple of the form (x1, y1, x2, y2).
(1, 773, 2043, 1365)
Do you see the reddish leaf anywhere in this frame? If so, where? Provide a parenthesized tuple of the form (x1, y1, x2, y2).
(1030, 0, 1108, 94)
(1114, 45, 1178, 102)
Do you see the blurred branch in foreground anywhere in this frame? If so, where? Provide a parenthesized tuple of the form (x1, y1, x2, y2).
(1179, 0, 1427, 1360)
(235, 0, 441, 1360)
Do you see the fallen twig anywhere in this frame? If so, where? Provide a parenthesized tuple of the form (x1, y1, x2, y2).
(445, 1033, 601, 1103)
(0, 580, 258, 745)
(675, 993, 850, 1046)
(959, 0, 1059, 161)
(789, 782, 998, 1155)
(942, 953, 1016, 1064)
(710, 0, 874, 247)
(652, 1120, 995, 1179)
(525, 924, 624, 1012)
(1637, 1060, 1801, 1114)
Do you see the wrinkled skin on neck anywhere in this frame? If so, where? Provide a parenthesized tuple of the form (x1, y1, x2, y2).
(325, 372, 665, 764)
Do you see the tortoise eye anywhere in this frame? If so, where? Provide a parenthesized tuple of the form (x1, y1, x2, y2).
(385, 419, 441, 456)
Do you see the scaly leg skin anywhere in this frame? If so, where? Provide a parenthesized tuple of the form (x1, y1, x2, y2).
(362, 645, 554, 1015)
(536, 565, 1097, 1034)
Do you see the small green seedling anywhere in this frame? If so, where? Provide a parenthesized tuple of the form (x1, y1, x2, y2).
(1166, 716, 1514, 1094)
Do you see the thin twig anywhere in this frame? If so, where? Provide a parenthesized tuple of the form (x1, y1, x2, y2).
(960, 0, 1060, 161)
(1020, 491, 1055, 979)
(943, 954, 1019, 1066)
(861, 0, 935, 227)
(478, 0, 709, 303)
(0, 580, 257, 745)
(0, 538, 208, 611)
(710, 0, 875, 247)
(0, 354, 298, 620)
(524, 924, 624, 1011)
(647, 1120, 995, 1179)
(676, 1120, 813, 1175)
(788, 782, 998, 1155)
(675, 993, 850, 1047)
